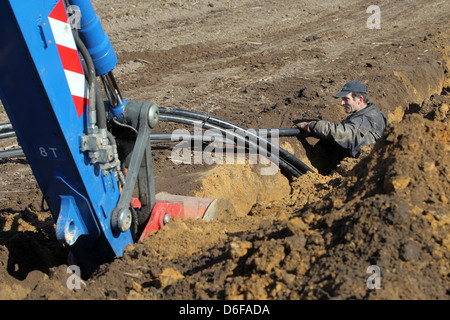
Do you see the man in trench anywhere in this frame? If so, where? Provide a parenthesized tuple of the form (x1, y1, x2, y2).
(296, 81, 388, 172)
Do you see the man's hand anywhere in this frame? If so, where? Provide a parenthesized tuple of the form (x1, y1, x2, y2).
(296, 122, 312, 133)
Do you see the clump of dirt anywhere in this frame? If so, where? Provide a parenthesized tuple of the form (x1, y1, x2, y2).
(419, 89, 450, 123)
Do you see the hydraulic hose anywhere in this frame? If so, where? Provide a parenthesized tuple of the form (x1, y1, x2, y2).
(94, 77, 107, 130)
(159, 107, 314, 175)
(73, 28, 107, 130)
(73, 32, 96, 125)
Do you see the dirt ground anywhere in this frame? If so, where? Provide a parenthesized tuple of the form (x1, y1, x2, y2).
(0, 0, 449, 300)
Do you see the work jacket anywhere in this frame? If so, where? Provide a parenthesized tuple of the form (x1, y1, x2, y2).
(308, 103, 388, 157)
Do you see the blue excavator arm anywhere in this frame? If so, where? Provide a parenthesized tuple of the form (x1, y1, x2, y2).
(0, 0, 137, 272)
(0, 0, 222, 273)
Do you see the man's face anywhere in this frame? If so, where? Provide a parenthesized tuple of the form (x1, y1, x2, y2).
(341, 93, 363, 114)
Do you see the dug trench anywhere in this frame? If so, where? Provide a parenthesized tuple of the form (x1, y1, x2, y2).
(0, 0, 449, 300)
(63, 44, 450, 300)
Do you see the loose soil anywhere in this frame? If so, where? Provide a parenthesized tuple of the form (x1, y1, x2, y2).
(0, 0, 449, 300)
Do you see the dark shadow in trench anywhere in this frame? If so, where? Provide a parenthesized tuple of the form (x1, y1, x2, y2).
(0, 207, 68, 281)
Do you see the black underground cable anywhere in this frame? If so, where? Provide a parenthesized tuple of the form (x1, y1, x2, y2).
(0, 123, 13, 132)
(159, 107, 314, 174)
(150, 130, 305, 179)
(150, 128, 301, 141)
(0, 109, 313, 178)
(0, 148, 24, 159)
(159, 107, 314, 175)
(158, 113, 304, 178)
(0, 131, 16, 139)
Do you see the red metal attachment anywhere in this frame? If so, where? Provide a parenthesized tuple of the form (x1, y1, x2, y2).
(138, 193, 216, 242)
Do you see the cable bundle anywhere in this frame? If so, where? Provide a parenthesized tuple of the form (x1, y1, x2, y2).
(157, 107, 314, 178)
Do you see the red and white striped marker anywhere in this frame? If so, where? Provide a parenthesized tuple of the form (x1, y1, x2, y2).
(48, 0, 89, 118)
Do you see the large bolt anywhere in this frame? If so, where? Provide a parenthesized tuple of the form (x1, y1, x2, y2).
(147, 104, 160, 129)
(111, 208, 132, 233)
(163, 213, 171, 225)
